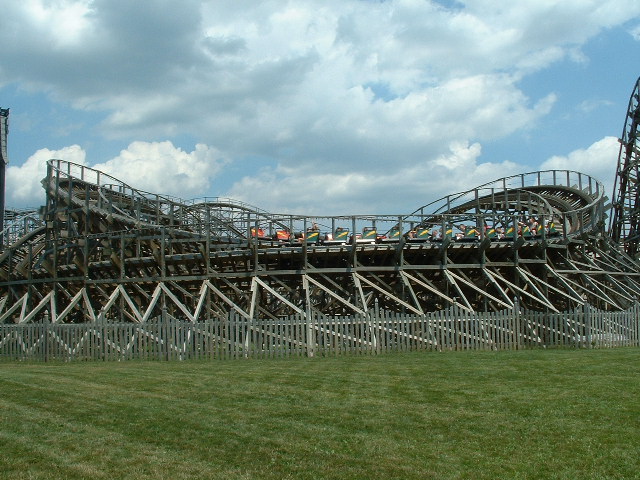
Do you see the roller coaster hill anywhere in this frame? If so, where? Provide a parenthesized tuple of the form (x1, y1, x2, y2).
(1, 78, 640, 325)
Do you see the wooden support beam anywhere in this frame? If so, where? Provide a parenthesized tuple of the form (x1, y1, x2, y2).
(354, 272, 422, 315)
(304, 274, 364, 314)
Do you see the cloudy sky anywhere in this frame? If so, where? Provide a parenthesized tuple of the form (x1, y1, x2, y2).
(1, 0, 639, 215)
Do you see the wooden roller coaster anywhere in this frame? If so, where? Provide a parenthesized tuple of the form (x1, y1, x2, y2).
(1, 78, 640, 325)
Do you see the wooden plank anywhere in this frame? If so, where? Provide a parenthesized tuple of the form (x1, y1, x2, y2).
(222, 313, 228, 360)
(634, 305, 639, 347)
(497, 311, 504, 350)
(382, 311, 388, 354)
(292, 313, 297, 357)
(404, 313, 410, 352)
(631, 302, 640, 347)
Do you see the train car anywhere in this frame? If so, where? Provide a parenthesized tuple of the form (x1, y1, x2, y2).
(323, 227, 350, 245)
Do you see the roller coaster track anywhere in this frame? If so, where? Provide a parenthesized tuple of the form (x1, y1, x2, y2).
(1, 154, 639, 325)
(610, 76, 640, 258)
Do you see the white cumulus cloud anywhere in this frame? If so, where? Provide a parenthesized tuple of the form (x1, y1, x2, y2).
(6, 145, 87, 207)
(5, 141, 228, 207)
(228, 141, 522, 215)
(1, 1, 639, 213)
(93, 141, 228, 199)
(540, 136, 620, 199)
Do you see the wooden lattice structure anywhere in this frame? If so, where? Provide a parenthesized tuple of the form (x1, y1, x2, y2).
(4, 76, 640, 328)
(1, 158, 639, 328)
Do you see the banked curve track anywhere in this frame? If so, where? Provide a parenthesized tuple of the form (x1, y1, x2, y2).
(1, 159, 639, 324)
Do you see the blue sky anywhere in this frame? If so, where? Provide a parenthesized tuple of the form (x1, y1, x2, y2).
(1, 0, 639, 215)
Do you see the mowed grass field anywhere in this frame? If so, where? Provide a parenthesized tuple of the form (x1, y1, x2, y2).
(1, 348, 639, 480)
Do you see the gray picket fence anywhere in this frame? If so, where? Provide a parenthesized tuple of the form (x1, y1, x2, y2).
(0, 304, 638, 362)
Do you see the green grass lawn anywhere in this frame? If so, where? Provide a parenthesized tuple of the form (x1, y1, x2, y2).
(1, 348, 639, 480)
